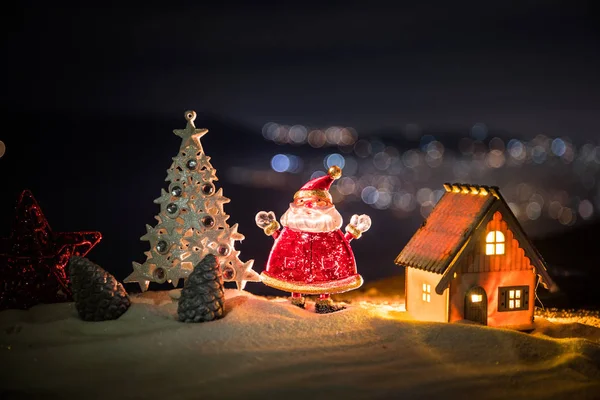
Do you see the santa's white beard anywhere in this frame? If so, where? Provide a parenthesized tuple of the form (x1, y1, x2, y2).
(280, 203, 343, 233)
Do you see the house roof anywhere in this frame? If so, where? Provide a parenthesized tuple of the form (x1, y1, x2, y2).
(394, 183, 557, 293)
(395, 183, 495, 274)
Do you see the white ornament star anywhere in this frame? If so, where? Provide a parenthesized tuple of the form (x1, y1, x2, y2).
(228, 259, 260, 290)
(196, 153, 213, 170)
(153, 188, 172, 205)
(166, 259, 193, 287)
(165, 163, 183, 183)
(139, 224, 156, 242)
(224, 223, 245, 242)
(204, 189, 231, 212)
(124, 262, 152, 292)
(153, 213, 183, 235)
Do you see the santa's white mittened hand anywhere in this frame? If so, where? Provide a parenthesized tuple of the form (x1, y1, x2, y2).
(346, 214, 371, 239)
(353, 214, 372, 233)
(255, 211, 276, 229)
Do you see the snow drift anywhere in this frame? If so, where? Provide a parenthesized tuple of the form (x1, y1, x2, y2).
(0, 290, 599, 399)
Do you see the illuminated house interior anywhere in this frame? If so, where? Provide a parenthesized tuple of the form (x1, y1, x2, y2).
(394, 183, 558, 330)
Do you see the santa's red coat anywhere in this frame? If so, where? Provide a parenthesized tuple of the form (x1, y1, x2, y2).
(260, 227, 363, 294)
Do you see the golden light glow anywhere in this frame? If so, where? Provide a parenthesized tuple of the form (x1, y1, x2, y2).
(471, 294, 483, 302)
(469, 186, 479, 195)
(356, 301, 407, 321)
(422, 283, 431, 302)
(508, 289, 522, 309)
(485, 230, 505, 255)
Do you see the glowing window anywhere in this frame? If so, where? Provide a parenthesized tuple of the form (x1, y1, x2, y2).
(471, 294, 483, 303)
(422, 283, 431, 303)
(485, 230, 505, 255)
(498, 286, 528, 311)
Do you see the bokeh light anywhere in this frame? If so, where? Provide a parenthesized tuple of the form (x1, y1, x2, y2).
(419, 135, 436, 152)
(262, 122, 278, 141)
(416, 187, 433, 205)
(526, 202, 542, 220)
(558, 207, 575, 226)
(354, 140, 372, 158)
(374, 189, 392, 209)
(394, 191, 416, 212)
(551, 138, 566, 157)
(340, 127, 358, 146)
(337, 177, 356, 196)
(271, 154, 290, 173)
(471, 123, 488, 140)
(578, 199, 594, 220)
(507, 139, 525, 161)
(402, 149, 420, 169)
(289, 125, 307, 144)
(325, 127, 342, 145)
(270, 154, 303, 173)
(252, 118, 598, 230)
(486, 150, 506, 168)
(361, 186, 379, 205)
(324, 153, 346, 169)
(531, 146, 547, 164)
(489, 137, 505, 152)
(308, 130, 326, 148)
(373, 151, 391, 170)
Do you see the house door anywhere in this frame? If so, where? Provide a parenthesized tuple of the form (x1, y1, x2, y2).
(465, 286, 487, 325)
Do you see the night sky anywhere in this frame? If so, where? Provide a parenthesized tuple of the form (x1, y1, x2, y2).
(1, 2, 599, 301)
(3, 1, 599, 136)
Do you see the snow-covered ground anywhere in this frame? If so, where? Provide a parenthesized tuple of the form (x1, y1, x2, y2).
(0, 289, 599, 400)
(535, 308, 600, 329)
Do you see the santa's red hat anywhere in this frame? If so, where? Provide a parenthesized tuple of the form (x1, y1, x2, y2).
(294, 166, 342, 203)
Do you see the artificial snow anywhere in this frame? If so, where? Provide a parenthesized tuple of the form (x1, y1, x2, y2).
(0, 289, 599, 399)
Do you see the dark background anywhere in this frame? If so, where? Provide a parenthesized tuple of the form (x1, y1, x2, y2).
(1, 1, 599, 307)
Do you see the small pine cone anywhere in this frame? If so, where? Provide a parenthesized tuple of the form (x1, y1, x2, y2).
(68, 256, 131, 321)
(178, 254, 225, 323)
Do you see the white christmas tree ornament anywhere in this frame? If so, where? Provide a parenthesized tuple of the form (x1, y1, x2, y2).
(125, 110, 260, 291)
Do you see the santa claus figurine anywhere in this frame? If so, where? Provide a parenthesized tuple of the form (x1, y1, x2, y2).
(255, 166, 371, 313)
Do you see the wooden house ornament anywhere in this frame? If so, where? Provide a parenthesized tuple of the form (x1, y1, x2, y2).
(395, 183, 558, 330)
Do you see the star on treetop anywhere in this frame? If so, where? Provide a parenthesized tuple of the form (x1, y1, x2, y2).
(173, 110, 208, 151)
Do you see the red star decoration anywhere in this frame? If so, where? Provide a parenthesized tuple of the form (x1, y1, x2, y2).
(0, 190, 101, 310)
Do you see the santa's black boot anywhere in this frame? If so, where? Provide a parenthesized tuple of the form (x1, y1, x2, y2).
(290, 293, 305, 309)
(315, 294, 346, 314)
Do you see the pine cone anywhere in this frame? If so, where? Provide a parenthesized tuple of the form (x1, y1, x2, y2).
(178, 254, 225, 323)
(68, 256, 131, 321)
